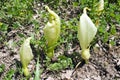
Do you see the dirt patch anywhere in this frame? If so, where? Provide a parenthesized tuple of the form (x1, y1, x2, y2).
(39, 45, 120, 80)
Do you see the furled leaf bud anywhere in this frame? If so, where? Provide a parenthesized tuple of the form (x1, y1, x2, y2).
(20, 37, 33, 76)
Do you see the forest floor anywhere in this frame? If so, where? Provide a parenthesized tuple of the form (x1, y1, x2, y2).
(0, 1, 120, 80)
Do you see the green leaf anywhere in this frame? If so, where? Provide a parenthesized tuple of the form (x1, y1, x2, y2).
(34, 56, 41, 80)
(110, 25, 116, 35)
(4, 69, 15, 80)
(47, 55, 73, 71)
(0, 64, 5, 73)
(47, 63, 62, 71)
(0, 23, 8, 31)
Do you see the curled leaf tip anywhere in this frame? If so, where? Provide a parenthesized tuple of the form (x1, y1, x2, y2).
(45, 5, 49, 11)
(83, 7, 91, 14)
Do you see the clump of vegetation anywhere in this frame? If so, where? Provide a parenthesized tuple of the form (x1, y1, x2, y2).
(47, 55, 73, 71)
(0, 0, 34, 26)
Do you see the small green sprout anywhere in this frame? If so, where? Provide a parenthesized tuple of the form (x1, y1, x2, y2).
(34, 56, 40, 80)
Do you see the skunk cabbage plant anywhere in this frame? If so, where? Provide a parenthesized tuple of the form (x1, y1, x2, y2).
(97, 0, 104, 12)
(78, 7, 97, 62)
(20, 37, 33, 76)
(43, 6, 60, 59)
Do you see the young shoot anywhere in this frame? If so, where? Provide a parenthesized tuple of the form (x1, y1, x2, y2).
(43, 6, 61, 59)
(20, 37, 33, 76)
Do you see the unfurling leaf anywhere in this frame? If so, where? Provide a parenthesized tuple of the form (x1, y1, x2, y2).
(43, 6, 61, 59)
(78, 7, 97, 62)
